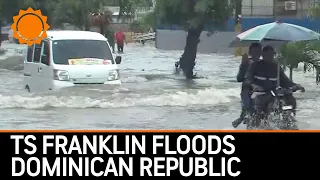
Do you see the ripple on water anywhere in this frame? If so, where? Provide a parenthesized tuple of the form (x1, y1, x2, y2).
(0, 43, 319, 129)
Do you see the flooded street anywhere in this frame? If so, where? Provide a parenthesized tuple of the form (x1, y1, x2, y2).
(0, 42, 319, 129)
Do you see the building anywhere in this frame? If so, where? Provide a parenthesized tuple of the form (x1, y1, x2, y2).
(241, 0, 320, 18)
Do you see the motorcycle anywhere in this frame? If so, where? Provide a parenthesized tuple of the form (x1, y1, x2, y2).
(247, 86, 304, 130)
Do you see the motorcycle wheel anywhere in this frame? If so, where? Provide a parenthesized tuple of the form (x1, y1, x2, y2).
(279, 111, 298, 130)
(246, 114, 261, 130)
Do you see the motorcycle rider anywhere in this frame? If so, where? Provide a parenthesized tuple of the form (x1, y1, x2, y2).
(245, 45, 305, 125)
(232, 43, 262, 128)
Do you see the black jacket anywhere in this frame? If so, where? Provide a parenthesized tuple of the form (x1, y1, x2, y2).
(237, 58, 256, 95)
(245, 60, 295, 92)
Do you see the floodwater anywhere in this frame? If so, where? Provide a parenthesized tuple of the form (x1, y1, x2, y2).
(0, 41, 319, 130)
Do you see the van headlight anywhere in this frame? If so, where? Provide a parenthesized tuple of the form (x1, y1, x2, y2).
(53, 69, 70, 81)
(107, 70, 119, 81)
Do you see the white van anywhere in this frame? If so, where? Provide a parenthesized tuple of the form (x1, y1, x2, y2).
(23, 30, 122, 92)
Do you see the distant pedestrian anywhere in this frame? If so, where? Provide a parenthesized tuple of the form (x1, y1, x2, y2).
(115, 28, 126, 53)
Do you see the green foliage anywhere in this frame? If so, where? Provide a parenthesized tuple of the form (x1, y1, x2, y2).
(154, 0, 234, 29)
(308, 4, 320, 18)
(303, 40, 320, 71)
(51, 0, 86, 29)
(129, 10, 156, 33)
(278, 41, 320, 81)
(0, 0, 231, 31)
(278, 42, 309, 70)
(117, 0, 153, 22)
(129, 20, 142, 32)
(140, 11, 156, 29)
(135, 11, 156, 32)
(0, 0, 36, 23)
(0, 0, 152, 28)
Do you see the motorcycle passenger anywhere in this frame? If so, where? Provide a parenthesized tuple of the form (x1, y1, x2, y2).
(245, 45, 305, 124)
(232, 43, 262, 128)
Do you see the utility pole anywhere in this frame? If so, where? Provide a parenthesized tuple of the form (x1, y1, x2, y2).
(234, 0, 242, 56)
(250, 0, 253, 16)
(235, 0, 242, 25)
(273, 0, 277, 21)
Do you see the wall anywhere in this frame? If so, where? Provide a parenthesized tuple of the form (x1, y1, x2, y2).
(156, 30, 238, 54)
(226, 17, 320, 32)
(156, 17, 320, 54)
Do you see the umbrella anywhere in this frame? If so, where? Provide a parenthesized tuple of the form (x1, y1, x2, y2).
(228, 21, 320, 47)
(229, 21, 320, 90)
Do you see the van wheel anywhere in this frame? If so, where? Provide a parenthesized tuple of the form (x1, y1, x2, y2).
(25, 85, 30, 92)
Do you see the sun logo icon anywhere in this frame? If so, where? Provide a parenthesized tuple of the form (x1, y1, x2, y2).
(10, 7, 50, 46)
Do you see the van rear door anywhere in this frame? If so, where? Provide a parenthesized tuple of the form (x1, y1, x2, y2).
(23, 45, 34, 91)
(37, 40, 53, 91)
(24, 44, 43, 92)
(31, 43, 45, 92)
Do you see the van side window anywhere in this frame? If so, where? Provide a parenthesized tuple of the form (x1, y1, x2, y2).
(41, 41, 50, 66)
(26, 46, 34, 62)
(33, 43, 42, 63)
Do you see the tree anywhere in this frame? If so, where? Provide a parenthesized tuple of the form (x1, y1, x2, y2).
(0, 0, 36, 23)
(132, 11, 156, 32)
(154, 0, 234, 79)
(50, 0, 102, 30)
(303, 41, 320, 84)
(278, 42, 309, 80)
(0, 0, 151, 28)
(130, 20, 143, 33)
(278, 41, 320, 83)
(90, 10, 113, 35)
(308, 3, 320, 18)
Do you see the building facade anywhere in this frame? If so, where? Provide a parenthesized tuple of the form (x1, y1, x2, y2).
(241, 0, 319, 18)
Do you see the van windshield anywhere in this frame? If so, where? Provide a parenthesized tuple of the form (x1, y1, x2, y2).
(52, 40, 114, 65)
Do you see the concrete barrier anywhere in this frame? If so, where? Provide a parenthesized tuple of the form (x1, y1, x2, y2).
(0, 55, 24, 71)
(155, 29, 240, 54)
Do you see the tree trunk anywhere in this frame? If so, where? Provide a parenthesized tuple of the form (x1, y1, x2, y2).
(0, 20, 2, 47)
(179, 25, 204, 79)
(84, 19, 90, 31)
(100, 24, 105, 35)
(83, 0, 90, 31)
(316, 67, 320, 85)
(289, 67, 293, 80)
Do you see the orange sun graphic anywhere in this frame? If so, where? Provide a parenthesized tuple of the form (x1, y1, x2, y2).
(10, 7, 50, 46)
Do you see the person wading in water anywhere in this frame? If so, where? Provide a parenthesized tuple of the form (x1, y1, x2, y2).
(115, 28, 127, 53)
